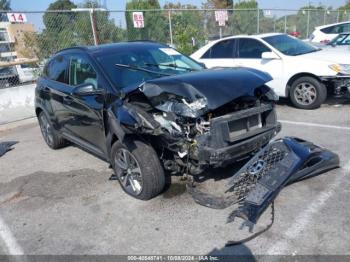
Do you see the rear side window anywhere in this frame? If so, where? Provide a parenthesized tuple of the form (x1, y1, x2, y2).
(237, 38, 270, 59)
(321, 23, 350, 34)
(45, 55, 68, 83)
(201, 39, 236, 59)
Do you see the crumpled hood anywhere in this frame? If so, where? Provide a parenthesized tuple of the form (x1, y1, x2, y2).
(139, 68, 272, 111)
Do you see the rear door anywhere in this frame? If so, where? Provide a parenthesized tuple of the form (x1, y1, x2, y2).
(198, 39, 237, 68)
(235, 38, 283, 91)
(40, 54, 71, 130)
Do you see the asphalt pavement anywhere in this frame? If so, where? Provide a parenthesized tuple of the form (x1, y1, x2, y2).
(0, 101, 349, 257)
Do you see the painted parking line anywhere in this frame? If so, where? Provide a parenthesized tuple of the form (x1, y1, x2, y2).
(279, 120, 350, 131)
(0, 215, 23, 255)
(266, 160, 350, 255)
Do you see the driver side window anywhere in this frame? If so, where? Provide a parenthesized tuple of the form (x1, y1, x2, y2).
(69, 55, 98, 89)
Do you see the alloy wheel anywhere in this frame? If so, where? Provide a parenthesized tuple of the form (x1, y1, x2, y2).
(39, 114, 54, 147)
(293, 82, 317, 106)
(114, 148, 143, 196)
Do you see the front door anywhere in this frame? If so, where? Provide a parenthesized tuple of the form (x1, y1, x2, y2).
(235, 38, 283, 94)
(60, 53, 106, 155)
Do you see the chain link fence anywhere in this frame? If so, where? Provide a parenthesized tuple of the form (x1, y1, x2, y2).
(0, 8, 349, 90)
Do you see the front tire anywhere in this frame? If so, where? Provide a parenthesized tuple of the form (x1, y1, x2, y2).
(111, 139, 165, 200)
(289, 76, 327, 109)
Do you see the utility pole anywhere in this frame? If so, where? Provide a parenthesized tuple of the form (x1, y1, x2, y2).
(71, 8, 106, 46)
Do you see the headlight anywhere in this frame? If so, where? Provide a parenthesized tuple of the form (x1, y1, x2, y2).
(329, 64, 350, 75)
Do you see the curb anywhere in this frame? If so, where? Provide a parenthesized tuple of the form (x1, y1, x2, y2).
(0, 117, 37, 133)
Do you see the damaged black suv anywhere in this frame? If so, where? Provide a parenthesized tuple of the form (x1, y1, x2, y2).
(35, 42, 281, 200)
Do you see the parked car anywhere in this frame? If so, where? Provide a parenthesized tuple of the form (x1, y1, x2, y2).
(328, 32, 350, 47)
(309, 21, 350, 43)
(0, 63, 38, 88)
(308, 32, 350, 49)
(289, 31, 301, 38)
(35, 42, 281, 200)
(191, 33, 350, 109)
(0, 66, 19, 88)
(17, 63, 39, 83)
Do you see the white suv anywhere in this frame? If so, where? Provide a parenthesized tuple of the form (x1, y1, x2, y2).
(310, 21, 350, 43)
(191, 33, 350, 109)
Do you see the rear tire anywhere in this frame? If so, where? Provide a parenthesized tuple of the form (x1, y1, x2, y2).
(111, 139, 165, 200)
(289, 76, 327, 109)
(38, 111, 66, 149)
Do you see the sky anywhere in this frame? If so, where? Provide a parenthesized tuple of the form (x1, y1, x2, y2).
(10, 0, 349, 11)
(8, 0, 348, 32)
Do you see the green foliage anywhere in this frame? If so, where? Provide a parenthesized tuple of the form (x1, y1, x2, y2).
(337, 1, 350, 21)
(125, 0, 168, 43)
(26, 0, 126, 61)
(164, 3, 206, 55)
(202, 0, 233, 9)
(43, 0, 77, 34)
(231, 0, 259, 35)
(295, 5, 325, 38)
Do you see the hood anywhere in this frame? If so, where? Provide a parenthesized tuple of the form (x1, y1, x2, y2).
(139, 68, 272, 114)
(298, 49, 350, 64)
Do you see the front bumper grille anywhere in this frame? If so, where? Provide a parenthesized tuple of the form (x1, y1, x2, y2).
(195, 102, 281, 165)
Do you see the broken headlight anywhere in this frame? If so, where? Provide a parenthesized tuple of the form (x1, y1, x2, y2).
(156, 97, 207, 118)
(329, 64, 350, 75)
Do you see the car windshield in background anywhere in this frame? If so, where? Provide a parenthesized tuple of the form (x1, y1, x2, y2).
(263, 34, 320, 56)
(96, 46, 203, 89)
(329, 34, 350, 46)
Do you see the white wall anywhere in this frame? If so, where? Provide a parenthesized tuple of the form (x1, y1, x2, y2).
(0, 83, 36, 124)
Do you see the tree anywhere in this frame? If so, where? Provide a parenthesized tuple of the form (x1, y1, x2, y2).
(201, 0, 233, 38)
(295, 5, 325, 38)
(0, 0, 11, 21)
(125, 0, 168, 43)
(230, 0, 259, 35)
(164, 3, 206, 54)
(202, 0, 233, 9)
(32, 0, 126, 60)
(337, 1, 350, 21)
(76, 0, 126, 44)
(43, 0, 77, 34)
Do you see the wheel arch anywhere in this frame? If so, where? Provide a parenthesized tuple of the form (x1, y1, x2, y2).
(35, 106, 43, 117)
(285, 73, 322, 97)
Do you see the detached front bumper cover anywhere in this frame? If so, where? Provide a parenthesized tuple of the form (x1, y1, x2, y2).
(188, 137, 339, 227)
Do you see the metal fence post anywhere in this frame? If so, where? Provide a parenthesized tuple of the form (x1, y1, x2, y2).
(284, 15, 287, 33)
(306, 9, 310, 38)
(337, 10, 340, 23)
(323, 9, 327, 24)
(90, 9, 98, 45)
(168, 10, 173, 46)
(257, 8, 260, 34)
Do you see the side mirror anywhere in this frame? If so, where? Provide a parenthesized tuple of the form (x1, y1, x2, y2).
(198, 62, 207, 69)
(261, 51, 280, 60)
(71, 83, 103, 96)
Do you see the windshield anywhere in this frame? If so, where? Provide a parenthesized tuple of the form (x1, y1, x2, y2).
(329, 34, 350, 46)
(96, 46, 203, 89)
(263, 34, 320, 56)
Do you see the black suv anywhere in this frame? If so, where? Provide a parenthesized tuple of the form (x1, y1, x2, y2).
(35, 42, 281, 200)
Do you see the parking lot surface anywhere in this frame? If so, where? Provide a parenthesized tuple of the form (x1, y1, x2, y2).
(0, 101, 349, 256)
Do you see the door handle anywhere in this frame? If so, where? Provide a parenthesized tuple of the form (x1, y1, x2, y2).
(63, 96, 73, 104)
